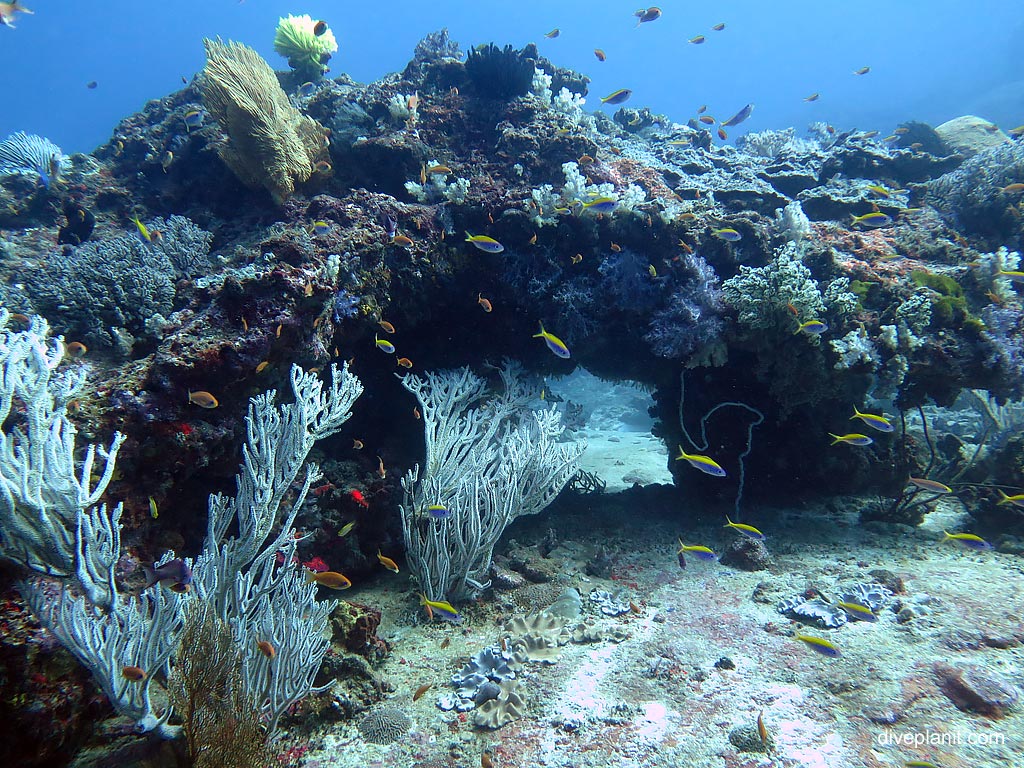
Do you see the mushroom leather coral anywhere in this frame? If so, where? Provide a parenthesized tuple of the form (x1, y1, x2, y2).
(200, 38, 329, 204)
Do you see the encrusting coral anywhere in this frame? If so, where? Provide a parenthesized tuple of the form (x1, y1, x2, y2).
(201, 38, 331, 204)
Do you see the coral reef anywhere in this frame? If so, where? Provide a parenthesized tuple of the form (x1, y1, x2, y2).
(2, 26, 1024, 767)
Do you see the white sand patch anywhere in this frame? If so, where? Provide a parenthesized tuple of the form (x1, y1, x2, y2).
(551, 368, 674, 491)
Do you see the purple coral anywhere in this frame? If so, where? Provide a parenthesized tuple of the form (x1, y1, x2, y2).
(643, 254, 726, 359)
(981, 304, 1024, 399)
(332, 289, 360, 322)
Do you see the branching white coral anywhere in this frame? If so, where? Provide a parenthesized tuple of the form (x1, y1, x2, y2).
(975, 246, 1021, 303)
(406, 162, 471, 204)
(399, 364, 584, 602)
(0, 311, 124, 609)
(830, 327, 879, 370)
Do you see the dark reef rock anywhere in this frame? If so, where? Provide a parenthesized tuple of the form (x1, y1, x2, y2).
(331, 601, 391, 663)
(719, 537, 773, 571)
(934, 662, 1021, 718)
(0, 585, 107, 768)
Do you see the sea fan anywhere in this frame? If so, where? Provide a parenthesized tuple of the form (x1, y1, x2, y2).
(0, 131, 69, 188)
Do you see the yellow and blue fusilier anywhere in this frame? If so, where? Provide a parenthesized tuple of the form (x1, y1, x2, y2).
(533, 321, 570, 358)
(601, 88, 632, 105)
(997, 490, 1024, 508)
(836, 601, 877, 622)
(795, 319, 828, 335)
(794, 633, 841, 657)
(677, 540, 717, 561)
(907, 477, 952, 494)
(850, 406, 893, 432)
(465, 232, 505, 253)
(675, 446, 726, 477)
(829, 432, 872, 446)
(721, 103, 754, 128)
(851, 211, 892, 228)
(420, 593, 460, 622)
(724, 515, 765, 541)
(942, 530, 992, 550)
(582, 197, 618, 214)
(712, 228, 742, 242)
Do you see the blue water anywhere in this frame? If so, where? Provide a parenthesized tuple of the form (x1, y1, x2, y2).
(0, 0, 1021, 153)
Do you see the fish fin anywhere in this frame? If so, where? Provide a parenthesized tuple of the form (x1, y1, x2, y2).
(997, 490, 1010, 504)
(142, 563, 158, 590)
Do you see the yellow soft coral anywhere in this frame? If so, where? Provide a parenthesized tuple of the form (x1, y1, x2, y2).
(200, 38, 330, 204)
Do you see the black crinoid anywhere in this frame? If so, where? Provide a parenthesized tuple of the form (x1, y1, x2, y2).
(465, 42, 537, 99)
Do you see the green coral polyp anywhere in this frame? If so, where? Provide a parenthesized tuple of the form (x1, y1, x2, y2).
(273, 14, 338, 77)
(911, 270, 962, 297)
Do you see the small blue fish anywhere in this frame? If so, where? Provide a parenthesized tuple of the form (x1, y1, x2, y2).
(184, 110, 204, 130)
(297, 81, 316, 98)
(721, 103, 754, 128)
(712, 228, 742, 242)
(533, 321, 571, 358)
(426, 504, 452, 519)
(143, 558, 193, 591)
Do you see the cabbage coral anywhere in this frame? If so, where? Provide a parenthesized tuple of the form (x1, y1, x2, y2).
(273, 14, 337, 80)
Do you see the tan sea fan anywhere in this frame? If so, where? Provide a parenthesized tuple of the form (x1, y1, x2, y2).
(200, 38, 329, 204)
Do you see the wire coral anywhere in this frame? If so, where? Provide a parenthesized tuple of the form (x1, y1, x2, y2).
(465, 43, 537, 99)
(201, 39, 331, 204)
(0, 131, 69, 188)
